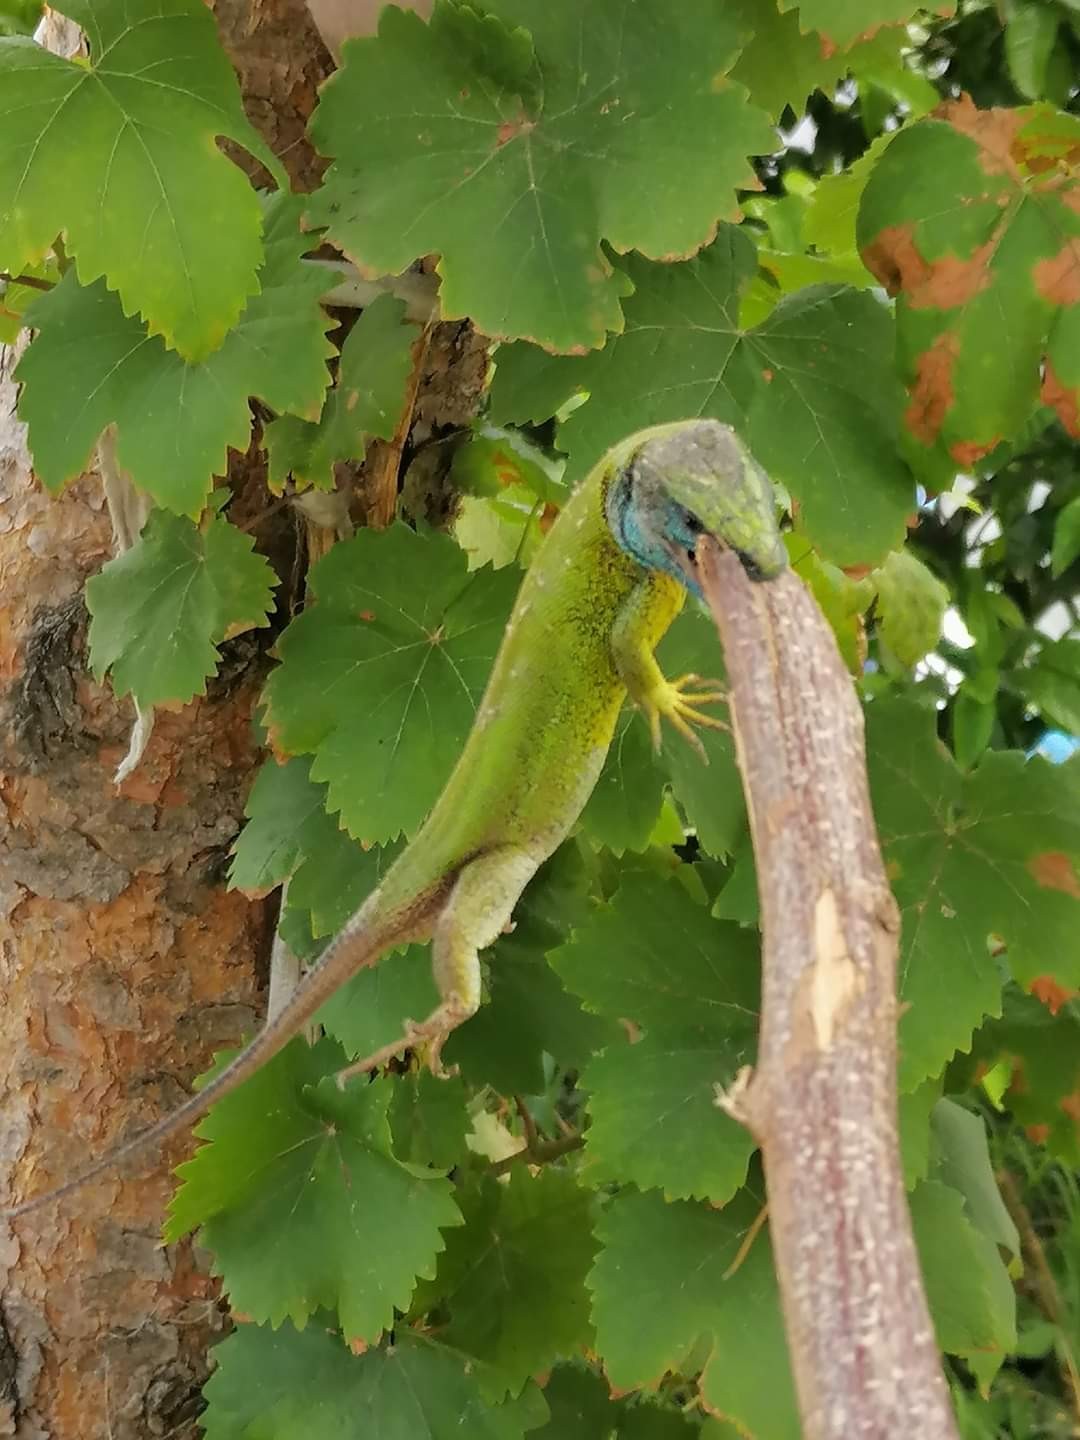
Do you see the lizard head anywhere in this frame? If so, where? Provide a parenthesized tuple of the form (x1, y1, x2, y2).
(604, 420, 788, 596)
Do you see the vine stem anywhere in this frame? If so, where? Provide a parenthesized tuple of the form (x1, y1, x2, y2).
(698, 540, 959, 1440)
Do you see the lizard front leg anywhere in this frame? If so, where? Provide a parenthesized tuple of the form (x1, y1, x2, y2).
(336, 846, 541, 1084)
(611, 574, 728, 758)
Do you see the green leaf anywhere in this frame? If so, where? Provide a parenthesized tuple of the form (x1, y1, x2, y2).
(415, 1169, 597, 1396)
(262, 523, 519, 843)
(0, 0, 276, 359)
(792, 543, 873, 673)
(952, 688, 997, 771)
(85, 503, 276, 708)
(490, 227, 913, 568)
(451, 425, 568, 508)
(779, 0, 953, 50)
(533, 1368, 619, 1440)
(928, 1099, 1020, 1260)
(867, 701, 1080, 1087)
(0, 256, 56, 342)
(1051, 495, 1080, 576)
(730, 2, 904, 120)
(0, 1, 41, 36)
(656, 605, 744, 857)
(1005, 3, 1060, 99)
(1017, 637, 1080, 735)
(265, 292, 416, 490)
(229, 756, 336, 896)
(803, 132, 896, 260)
(166, 1037, 462, 1342)
(17, 194, 334, 515)
(872, 547, 949, 666)
(910, 1179, 1016, 1372)
(389, 1070, 471, 1171)
(899, 1075, 944, 1189)
(552, 875, 759, 1203)
(857, 101, 1080, 475)
(201, 1322, 549, 1440)
(445, 843, 620, 1091)
(590, 1188, 799, 1440)
(307, 0, 775, 352)
(318, 943, 440, 1061)
(581, 712, 668, 854)
(970, 990, 1080, 1165)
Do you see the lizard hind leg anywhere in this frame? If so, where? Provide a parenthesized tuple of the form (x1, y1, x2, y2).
(335, 846, 541, 1086)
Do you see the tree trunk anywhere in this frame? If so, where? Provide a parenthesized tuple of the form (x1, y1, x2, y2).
(0, 7, 484, 1434)
(0, 8, 315, 1438)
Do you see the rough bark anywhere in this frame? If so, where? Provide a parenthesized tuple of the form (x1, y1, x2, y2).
(698, 542, 960, 1440)
(0, 350, 271, 1439)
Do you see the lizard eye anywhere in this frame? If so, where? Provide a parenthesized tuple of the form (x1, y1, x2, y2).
(683, 509, 704, 535)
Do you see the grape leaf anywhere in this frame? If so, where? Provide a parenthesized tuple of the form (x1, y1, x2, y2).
(867, 700, 1080, 1088)
(581, 712, 668, 854)
(533, 1367, 619, 1440)
(590, 1188, 799, 1440)
(1051, 495, 1080, 577)
(580, 605, 740, 857)
(85, 501, 276, 708)
(307, 0, 774, 353)
(910, 1180, 1016, 1372)
(872, 548, 949, 666)
(229, 756, 336, 896)
(655, 605, 744, 858)
(389, 1070, 471, 1171)
(969, 990, 1080, 1166)
(490, 226, 913, 567)
(857, 100, 1080, 475)
(0, 0, 278, 360)
(17, 194, 334, 515)
(551, 876, 759, 1203)
(445, 843, 620, 1092)
(266, 292, 416, 491)
(414, 1169, 597, 1396)
(779, 0, 951, 50)
(1017, 638, 1080, 737)
(201, 1321, 549, 1440)
(730, 0, 903, 119)
(899, 1076, 944, 1189)
(262, 523, 519, 843)
(928, 1099, 1019, 1261)
(619, 1408, 712, 1440)
(166, 1038, 462, 1342)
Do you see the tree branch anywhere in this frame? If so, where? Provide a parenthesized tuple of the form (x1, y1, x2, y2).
(698, 539, 959, 1440)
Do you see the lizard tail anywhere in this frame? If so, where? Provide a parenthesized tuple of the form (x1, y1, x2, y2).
(3, 892, 434, 1222)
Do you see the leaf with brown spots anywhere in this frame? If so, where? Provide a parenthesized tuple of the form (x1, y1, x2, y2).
(858, 98, 1080, 473)
(306, 0, 774, 354)
(969, 991, 1080, 1165)
(867, 701, 1080, 1089)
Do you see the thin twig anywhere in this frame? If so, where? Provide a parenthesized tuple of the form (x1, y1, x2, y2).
(998, 1167, 1080, 1423)
(367, 319, 434, 530)
(489, 1132, 585, 1177)
(0, 271, 53, 292)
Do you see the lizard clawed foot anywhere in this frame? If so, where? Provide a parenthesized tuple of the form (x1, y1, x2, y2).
(335, 1015, 460, 1089)
(644, 672, 729, 760)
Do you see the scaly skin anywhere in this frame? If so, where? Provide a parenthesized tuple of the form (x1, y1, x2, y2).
(4, 419, 786, 1221)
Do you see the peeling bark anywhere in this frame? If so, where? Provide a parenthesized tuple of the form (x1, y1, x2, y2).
(699, 542, 959, 1440)
(0, 350, 272, 1437)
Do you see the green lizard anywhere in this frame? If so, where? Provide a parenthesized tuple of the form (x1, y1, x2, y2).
(4, 418, 786, 1221)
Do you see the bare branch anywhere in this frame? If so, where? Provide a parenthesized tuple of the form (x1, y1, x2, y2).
(698, 539, 959, 1440)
